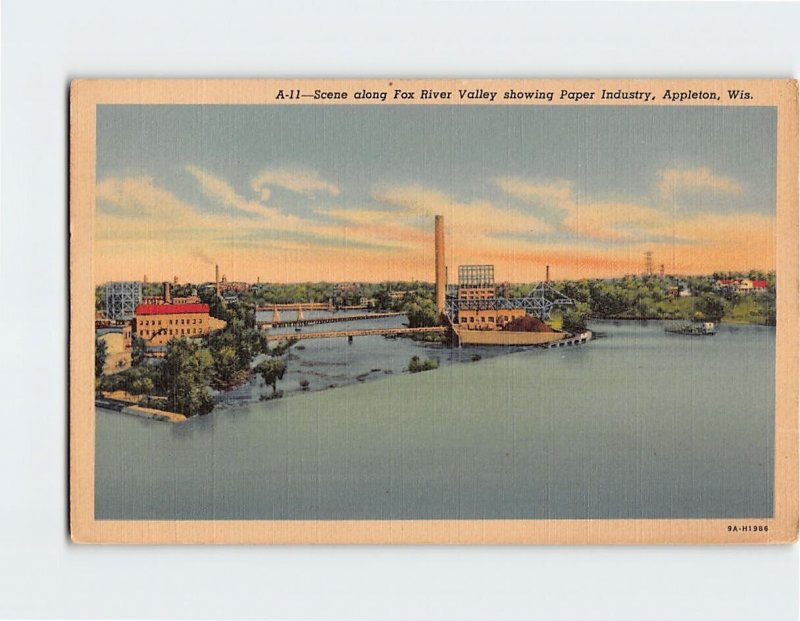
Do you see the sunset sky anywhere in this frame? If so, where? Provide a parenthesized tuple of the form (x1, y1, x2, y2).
(95, 104, 776, 284)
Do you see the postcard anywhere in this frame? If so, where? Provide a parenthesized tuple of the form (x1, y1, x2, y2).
(70, 79, 798, 543)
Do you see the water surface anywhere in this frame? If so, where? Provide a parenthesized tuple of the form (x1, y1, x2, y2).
(96, 321, 774, 520)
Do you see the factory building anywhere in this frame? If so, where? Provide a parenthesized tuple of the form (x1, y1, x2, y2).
(141, 282, 201, 306)
(452, 264, 525, 330)
(133, 303, 226, 346)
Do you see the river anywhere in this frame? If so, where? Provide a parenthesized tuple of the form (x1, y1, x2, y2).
(95, 320, 775, 520)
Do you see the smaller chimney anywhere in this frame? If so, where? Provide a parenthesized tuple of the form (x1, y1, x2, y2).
(163, 282, 172, 303)
(215, 264, 220, 296)
(546, 265, 550, 283)
(173, 275, 178, 285)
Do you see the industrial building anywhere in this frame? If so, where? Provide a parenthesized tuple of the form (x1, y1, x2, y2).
(433, 214, 577, 346)
(453, 265, 525, 330)
(141, 282, 201, 306)
(133, 303, 227, 346)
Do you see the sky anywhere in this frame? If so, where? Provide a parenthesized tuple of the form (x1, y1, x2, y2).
(95, 104, 777, 284)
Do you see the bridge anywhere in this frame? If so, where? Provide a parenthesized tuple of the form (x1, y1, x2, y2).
(257, 312, 403, 329)
(265, 326, 448, 342)
(254, 303, 372, 311)
(256, 302, 331, 311)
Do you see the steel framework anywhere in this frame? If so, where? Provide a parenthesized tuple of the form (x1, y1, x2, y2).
(445, 281, 575, 321)
(458, 264, 494, 287)
(105, 281, 142, 320)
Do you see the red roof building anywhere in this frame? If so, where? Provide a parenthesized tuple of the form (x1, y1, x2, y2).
(135, 303, 210, 315)
(133, 303, 225, 346)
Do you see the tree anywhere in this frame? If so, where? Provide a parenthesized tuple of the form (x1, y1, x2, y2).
(212, 345, 239, 387)
(131, 335, 147, 366)
(408, 356, 439, 373)
(696, 293, 728, 322)
(95, 337, 107, 378)
(403, 297, 439, 327)
(256, 358, 286, 396)
(161, 339, 215, 416)
(562, 303, 590, 333)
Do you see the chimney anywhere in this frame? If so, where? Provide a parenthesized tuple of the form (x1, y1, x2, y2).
(163, 281, 172, 303)
(435, 215, 446, 316)
(215, 264, 220, 296)
(546, 265, 550, 283)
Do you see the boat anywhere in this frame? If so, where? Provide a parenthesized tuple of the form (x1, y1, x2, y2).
(664, 321, 717, 336)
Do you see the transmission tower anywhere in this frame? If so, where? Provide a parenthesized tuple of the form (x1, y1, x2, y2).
(644, 251, 654, 276)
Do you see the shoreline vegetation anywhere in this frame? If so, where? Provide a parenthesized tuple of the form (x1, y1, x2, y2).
(95, 271, 775, 418)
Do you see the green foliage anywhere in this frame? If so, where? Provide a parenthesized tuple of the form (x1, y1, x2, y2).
(695, 293, 728, 322)
(212, 345, 239, 387)
(562, 303, 590, 333)
(95, 337, 107, 377)
(131, 335, 147, 366)
(255, 358, 287, 395)
(95, 286, 105, 312)
(402, 296, 439, 328)
(408, 356, 439, 373)
(161, 339, 215, 416)
(269, 338, 297, 357)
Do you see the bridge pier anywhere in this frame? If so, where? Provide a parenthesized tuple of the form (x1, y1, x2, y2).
(348, 335, 353, 344)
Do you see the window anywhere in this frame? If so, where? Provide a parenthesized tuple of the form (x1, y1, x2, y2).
(461, 317, 467, 323)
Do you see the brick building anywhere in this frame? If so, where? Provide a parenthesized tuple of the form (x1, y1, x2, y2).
(133, 303, 227, 346)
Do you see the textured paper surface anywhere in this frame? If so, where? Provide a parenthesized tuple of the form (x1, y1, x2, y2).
(70, 79, 798, 543)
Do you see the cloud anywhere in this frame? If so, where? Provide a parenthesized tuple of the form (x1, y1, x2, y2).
(317, 208, 402, 225)
(96, 168, 774, 283)
(657, 167, 744, 201)
(184, 165, 280, 218)
(494, 177, 574, 205)
(372, 184, 553, 238)
(496, 176, 668, 242)
(96, 176, 197, 221)
(251, 167, 340, 199)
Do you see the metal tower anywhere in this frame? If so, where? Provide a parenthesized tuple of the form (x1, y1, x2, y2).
(105, 281, 142, 320)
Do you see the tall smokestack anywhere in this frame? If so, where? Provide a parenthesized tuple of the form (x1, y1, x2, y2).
(215, 264, 220, 296)
(435, 215, 445, 316)
(546, 265, 550, 283)
(163, 281, 172, 303)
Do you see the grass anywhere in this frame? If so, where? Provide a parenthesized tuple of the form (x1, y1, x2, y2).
(724, 296, 771, 325)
